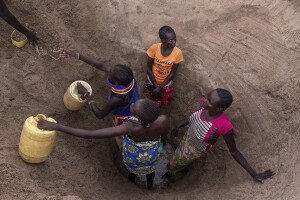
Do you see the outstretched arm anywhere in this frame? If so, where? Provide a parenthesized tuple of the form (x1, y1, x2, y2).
(0, 0, 38, 45)
(38, 120, 128, 139)
(223, 130, 275, 182)
(59, 48, 111, 72)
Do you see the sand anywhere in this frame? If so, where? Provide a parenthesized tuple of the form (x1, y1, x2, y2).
(0, 0, 299, 199)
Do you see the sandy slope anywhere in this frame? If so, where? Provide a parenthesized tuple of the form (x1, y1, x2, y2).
(0, 0, 299, 199)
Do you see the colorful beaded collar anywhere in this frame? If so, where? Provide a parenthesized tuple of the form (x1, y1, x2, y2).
(108, 78, 134, 94)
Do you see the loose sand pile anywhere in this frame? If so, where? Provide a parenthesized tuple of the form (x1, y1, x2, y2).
(0, 0, 299, 199)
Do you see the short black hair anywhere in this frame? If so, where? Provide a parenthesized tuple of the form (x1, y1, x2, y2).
(216, 88, 233, 111)
(135, 99, 160, 124)
(113, 64, 133, 85)
(159, 25, 175, 40)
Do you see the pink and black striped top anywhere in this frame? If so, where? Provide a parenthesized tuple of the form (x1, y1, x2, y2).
(187, 97, 233, 152)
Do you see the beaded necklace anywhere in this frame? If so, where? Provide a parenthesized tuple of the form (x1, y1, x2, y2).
(108, 78, 135, 94)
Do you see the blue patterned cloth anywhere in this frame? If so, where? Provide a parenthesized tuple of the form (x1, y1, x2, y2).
(122, 135, 161, 175)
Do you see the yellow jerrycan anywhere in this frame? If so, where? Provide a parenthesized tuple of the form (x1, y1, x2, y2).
(63, 80, 92, 111)
(18, 114, 57, 163)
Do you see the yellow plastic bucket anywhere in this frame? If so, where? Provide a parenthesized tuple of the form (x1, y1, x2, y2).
(11, 30, 28, 48)
(63, 80, 92, 111)
(18, 114, 57, 163)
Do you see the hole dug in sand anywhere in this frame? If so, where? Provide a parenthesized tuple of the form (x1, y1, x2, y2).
(1, 0, 299, 199)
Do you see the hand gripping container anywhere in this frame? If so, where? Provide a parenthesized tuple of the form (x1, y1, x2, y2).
(63, 80, 92, 111)
(18, 114, 57, 163)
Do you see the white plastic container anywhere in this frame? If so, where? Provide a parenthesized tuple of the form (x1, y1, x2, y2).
(63, 80, 92, 111)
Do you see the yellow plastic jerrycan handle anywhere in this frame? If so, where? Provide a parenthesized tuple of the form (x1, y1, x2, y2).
(18, 114, 57, 163)
(28, 114, 57, 134)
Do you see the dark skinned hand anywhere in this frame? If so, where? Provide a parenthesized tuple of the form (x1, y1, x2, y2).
(59, 48, 76, 58)
(37, 120, 57, 131)
(253, 170, 275, 183)
(76, 82, 88, 95)
(151, 87, 164, 99)
(26, 31, 39, 46)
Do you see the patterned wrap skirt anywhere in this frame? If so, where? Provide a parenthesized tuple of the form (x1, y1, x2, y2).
(167, 130, 204, 173)
(122, 135, 161, 175)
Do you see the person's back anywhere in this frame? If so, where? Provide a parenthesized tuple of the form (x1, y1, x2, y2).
(128, 115, 168, 142)
(121, 99, 169, 188)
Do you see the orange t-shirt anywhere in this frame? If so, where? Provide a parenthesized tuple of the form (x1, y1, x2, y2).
(147, 43, 183, 85)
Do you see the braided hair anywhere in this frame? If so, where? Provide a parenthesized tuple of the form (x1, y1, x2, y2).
(159, 25, 175, 40)
(216, 88, 233, 111)
(135, 99, 160, 124)
(112, 64, 133, 85)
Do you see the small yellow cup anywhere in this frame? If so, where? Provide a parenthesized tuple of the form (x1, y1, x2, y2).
(11, 30, 28, 48)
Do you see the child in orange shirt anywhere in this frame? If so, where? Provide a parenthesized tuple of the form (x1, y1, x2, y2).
(144, 26, 183, 106)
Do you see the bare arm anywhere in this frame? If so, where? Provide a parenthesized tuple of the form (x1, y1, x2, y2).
(171, 118, 189, 137)
(0, 0, 38, 45)
(151, 63, 180, 98)
(156, 63, 180, 90)
(38, 120, 128, 139)
(159, 115, 170, 145)
(85, 92, 123, 119)
(146, 56, 158, 88)
(59, 48, 111, 72)
(76, 82, 124, 119)
(223, 130, 275, 182)
(78, 54, 111, 72)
